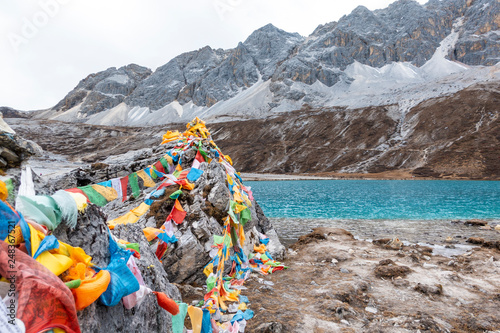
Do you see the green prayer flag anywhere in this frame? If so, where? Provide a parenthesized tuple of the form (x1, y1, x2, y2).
(169, 189, 183, 199)
(78, 185, 108, 207)
(126, 243, 140, 253)
(206, 275, 216, 291)
(228, 200, 238, 223)
(129, 172, 141, 198)
(150, 167, 158, 180)
(159, 157, 170, 171)
(65, 279, 82, 289)
(240, 207, 251, 226)
(213, 235, 224, 246)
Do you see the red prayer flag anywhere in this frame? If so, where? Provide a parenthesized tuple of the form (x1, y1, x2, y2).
(167, 199, 186, 224)
(178, 170, 189, 180)
(120, 176, 129, 202)
(155, 241, 168, 260)
(154, 160, 166, 174)
(195, 150, 205, 163)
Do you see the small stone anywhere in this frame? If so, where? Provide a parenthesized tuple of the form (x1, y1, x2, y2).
(348, 249, 354, 254)
(414, 283, 443, 295)
(331, 258, 338, 265)
(365, 306, 378, 314)
(378, 259, 395, 266)
(445, 236, 454, 243)
(392, 279, 410, 287)
(465, 219, 487, 227)
(255, 322, 283, 333)
(0, 147, 19, 162)
(310, 280, 319, 286)
(340, 268, 350, 274)
(467, 237, 485, 245)
(340, 319, 350, 325)
(260, 285, 273, 292)
(374, 264, 412, 279)
(479, 225, 492, 230)
(423, 263, 438, 269)
(422, 255, 431, 261)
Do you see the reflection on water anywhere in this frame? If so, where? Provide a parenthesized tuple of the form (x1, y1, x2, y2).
(271, 217, 500, 247)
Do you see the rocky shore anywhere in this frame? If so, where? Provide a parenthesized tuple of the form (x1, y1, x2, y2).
(243, 227, 500, 333)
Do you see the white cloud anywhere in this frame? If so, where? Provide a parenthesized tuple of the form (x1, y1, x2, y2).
(0, 0, 427, 110)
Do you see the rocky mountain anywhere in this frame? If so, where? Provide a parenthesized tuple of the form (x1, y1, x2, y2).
(9, 78, 500, 181)
(23, 0, 498, 126)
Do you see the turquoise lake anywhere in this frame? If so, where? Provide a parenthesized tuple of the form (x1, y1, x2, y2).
(246, 180, 500, 245)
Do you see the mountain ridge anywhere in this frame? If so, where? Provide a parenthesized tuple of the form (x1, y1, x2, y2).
(6, 0, 495, 127)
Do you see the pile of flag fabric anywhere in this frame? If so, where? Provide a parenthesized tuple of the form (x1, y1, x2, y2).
(0, 117, 286, 333)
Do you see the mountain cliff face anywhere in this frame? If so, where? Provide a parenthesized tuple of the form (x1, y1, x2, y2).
(27, 0, 498, 126)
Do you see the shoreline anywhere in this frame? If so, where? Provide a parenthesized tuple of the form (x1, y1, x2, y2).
(241, 171, 500, 181)
(268, 217, 500, 251)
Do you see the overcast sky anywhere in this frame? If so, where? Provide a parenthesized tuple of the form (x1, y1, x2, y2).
(1, 0, 426, 111)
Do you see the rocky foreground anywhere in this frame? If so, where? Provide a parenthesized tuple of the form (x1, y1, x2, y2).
(238, 228, 500, 333)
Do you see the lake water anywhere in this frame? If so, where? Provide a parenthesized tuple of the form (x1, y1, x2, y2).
(247, 180, 500, 245)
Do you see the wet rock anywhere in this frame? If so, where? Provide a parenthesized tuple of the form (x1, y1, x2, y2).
(414, 283, 443, 295)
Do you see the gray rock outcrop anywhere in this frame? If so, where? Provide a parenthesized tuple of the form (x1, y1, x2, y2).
(50, 64, 152, 117)
(0, 116, 42, 169)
